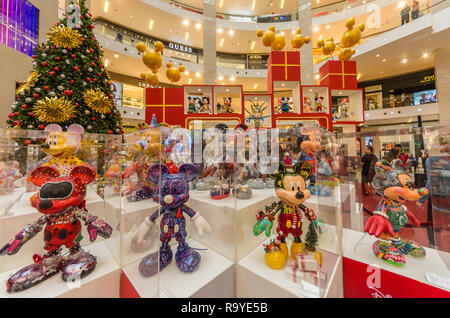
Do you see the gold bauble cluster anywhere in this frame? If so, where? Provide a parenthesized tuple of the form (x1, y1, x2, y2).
(48, 25, 83, 49)
(33, 96, 75, 123)
(291, 28, 311, 49)
(83, 89, 113, 114)
(339, 18, 365, 61)
(317, 38, 336, 57)
(166, 62, 185, 83)
(16, 71, 39, 95)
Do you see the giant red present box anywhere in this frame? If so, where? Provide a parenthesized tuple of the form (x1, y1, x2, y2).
(145, 87, 184, 126)
(268, 51, 301, 87)
(319, 60, 358, 89)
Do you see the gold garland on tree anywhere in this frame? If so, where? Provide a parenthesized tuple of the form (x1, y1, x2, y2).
(33, 96, 75, 123)
(83, 89, 113, 114)
(16, 71, 39, 95)
(48, 25, 83, 49)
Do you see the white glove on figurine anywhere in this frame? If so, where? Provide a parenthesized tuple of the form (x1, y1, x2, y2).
(192, 213, 212, 236)
(132, 217, 156, 244)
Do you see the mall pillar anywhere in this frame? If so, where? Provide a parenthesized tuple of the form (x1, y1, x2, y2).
(297, 0, 314, 85)
(203, 0, 217, 85)
(434, 46, 450, 126)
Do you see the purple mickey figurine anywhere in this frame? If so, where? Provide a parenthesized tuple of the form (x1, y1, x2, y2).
(133, 163, 211, 277)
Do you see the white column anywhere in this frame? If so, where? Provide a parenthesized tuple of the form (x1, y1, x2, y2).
(298, 0, 314, 85)
(203, 0, 217, 85)
(434, 46, 450, 126)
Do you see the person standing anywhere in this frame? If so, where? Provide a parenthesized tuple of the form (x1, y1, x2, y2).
(401, 3, 411, 25)
(411, 0, 420, 20)
(361, 146, 377, 196)
(395, 144, 409, 170)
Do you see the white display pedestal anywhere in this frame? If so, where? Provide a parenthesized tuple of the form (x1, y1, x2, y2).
(0, 241, 120, 298)
(343, 228, 450, 291)
(236, 237, 343, 298)
(0, 188, 25, 216)
(122, 238, 234, 298)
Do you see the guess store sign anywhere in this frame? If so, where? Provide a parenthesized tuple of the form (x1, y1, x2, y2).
(168, 42, 193, 54)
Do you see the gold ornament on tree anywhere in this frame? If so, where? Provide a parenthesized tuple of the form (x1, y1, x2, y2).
(339, 18, 365, 61)
(16, 71, 39, 95)
(83, 89, 113, 114)
(48, 25, 83, 49)
(33, 96, 75, 123)
(256, 26, 286, 51)
(291, 28, 311, 49)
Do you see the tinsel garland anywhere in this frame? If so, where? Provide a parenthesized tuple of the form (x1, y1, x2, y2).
(48, 25, 83, 49)
(33, 96, 75, 123)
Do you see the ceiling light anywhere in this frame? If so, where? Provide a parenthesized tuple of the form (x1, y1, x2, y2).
(104, 59, 109, 67)
(423, 53, 429, 58)
(183, 19, 189, 26)
(313, 26, 319, 32)
(382, 59, 386, 62)
(217, 28, 223, 34)
(104, 0, 109, 13)
(218, 75, 224, 81)
(397, 1, 406, 9)
(220, 0, 224, 8)
(184, 71, 190, 76)
(250, 41, 255, 50)
(376, 54, 380, 57)
(254, 83, 258, 89)
(401, 58, 407, 63)
(252, 0, 256, 10)
(188, 78, 192, 84)
(149, 19, 154, 30)
(185, 32, 189, 41)
(281, 0, 285, 9)
(195, 23, 201, 29)
(280, 31, 285, 36)
(220, 38, 224, 47)
(195, 72, 201, 78)
(291, 30, 296, 34)
(230, 76, 235, 82)
(114, 54, 119, 58)
(315, 74, 320, 79)
(326, 25, 330, 29)
(228, 30, 234, 36)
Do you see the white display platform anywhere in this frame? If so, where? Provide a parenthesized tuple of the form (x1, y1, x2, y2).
(343, 228, 450, 291)
(122, 238, 234, 298)
(0, 241, 120, 298)
(236, 237, 343, 298)
(0, 188, 25, 216)
(190, 188, 277, 260)
(0, 188, 110, 273)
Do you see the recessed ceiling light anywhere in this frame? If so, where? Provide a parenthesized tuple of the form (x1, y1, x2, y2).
(104, 59, 109, 67)
(219, 0, 224, 8)
(218, 75, 224, 81)
(402, 58, 407, 63)
(183, 19, 189, 26)
(230, 76, 235, 82)
(250, 41, 255, 50)
(313, 26, 319, 32)
(376, 54, 380, 57)
(326, 25, 330, 29)
(149, 19, 154, 30)
(104, 0, 109, 13)
(220, 38, 224, 47)
(195, 72, 201, 78)
(184, 71, 189, 76)
(114, 54, 119, 58)
(423, 53, 429, 58)
(185, 32, 189, 41)
(281, 0, 285, 9)
(228, 30, 234, 36)
(253, 83, 258, 89)
(382, 59, 386, 62)
(315, 74, 319, 79)
(217, 28, 223, 34)
(188, 78, 192, 84)
(195, 23, 201, 29)
(251, 0, 256, 10)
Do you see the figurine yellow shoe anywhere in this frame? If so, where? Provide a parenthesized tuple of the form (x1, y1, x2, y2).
(280, 242, 289, 257)
(290, 242, 306, 260)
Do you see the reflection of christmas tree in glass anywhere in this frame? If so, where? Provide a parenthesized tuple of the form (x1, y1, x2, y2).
(8, 0, 123, 135)
(305, 222, 318, 252)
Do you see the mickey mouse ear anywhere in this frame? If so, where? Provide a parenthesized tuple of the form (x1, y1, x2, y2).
(30, 166, 60, 187)
(67, 124, 85, 135)
(45, 124, 62, 133)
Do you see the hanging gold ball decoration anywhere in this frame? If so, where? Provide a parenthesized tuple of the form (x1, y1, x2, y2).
(83, 89, 113, 114)
(33, 96, 75, 123)
(16, 71, 39, 95)
(48, 25, 83, 49)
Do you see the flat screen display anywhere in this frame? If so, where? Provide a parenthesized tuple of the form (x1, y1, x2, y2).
(413, 89, 437, 105)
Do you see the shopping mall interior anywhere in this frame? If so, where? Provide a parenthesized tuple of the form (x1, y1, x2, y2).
(0, 0, 448, 299)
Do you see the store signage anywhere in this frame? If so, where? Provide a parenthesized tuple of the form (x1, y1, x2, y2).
(313, 11, 329, 17)
(420, 75, 435, 84)
(168, 42, 193, 54)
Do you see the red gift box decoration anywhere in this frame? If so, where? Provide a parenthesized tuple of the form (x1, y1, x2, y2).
(268, 51, 301, 82)
(319, 60, 358, 89)
(146, 87, 184, 125)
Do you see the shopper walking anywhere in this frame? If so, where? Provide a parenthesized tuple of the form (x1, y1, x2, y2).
(411, 0, 420, 20)
(401, 3, 411, 25)
(361, 146, 377, 196)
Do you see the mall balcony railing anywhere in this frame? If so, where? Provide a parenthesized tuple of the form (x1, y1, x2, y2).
(94, 0, 447, 72)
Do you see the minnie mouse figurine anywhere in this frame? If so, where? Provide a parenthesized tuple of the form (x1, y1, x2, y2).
(0, 165, 112, 292)
(365, 159, 428, 266)
(133, 164, 211, 277)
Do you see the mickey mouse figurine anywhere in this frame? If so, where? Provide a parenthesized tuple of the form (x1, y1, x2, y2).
(41, 124, 86, 176)
(0, 165, 112, 293)
(133, 164, 211, 277)
(254, 162, 317, 269)
(365, 159, 428, 266)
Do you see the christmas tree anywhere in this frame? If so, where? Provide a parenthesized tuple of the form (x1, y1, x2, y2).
(305, 221, 318, 252)
(7, 0, 123, 135)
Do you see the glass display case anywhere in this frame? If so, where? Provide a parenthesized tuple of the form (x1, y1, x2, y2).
(0, 128, 122, 298)
(338, 126, 450, 298)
